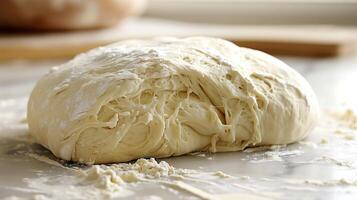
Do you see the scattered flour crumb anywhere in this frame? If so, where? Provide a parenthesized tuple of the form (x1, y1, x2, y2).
(264, 152, 283, 162)
(213, 171, 233, 178)
(334, 130, 343, 135)
(82, 158, 232, 188)
(14, 158, 220, 200)
(320, 138, 328, 144)
(240, 176, 250, 180)
(303, 178, 357, 186)
(316, 156, 356, 169)
(335, 109, 357, 129)
(334, 130, 355, 141)
(298, 141, 317, 148)
(344, 135, 355, 140)
(169, 174, 185, 180)
(80, 158, 177, 188)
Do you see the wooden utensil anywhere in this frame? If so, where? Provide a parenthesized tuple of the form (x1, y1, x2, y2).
(0, 18, 356, 60)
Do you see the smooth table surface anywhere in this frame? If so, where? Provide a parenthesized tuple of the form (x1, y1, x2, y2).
(0, 55, 357, 200)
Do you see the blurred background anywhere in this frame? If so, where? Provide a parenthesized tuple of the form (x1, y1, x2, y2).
(145, 0, 357, 25)
(0, 0, 357, 110)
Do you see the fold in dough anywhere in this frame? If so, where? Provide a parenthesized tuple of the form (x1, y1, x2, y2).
(27, 37, 319, 164)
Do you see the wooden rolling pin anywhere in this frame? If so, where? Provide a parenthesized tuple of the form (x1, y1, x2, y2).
(0, 18, 356, 60)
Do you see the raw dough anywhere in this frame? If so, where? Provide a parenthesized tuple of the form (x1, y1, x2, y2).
(27, 37, 319, 164)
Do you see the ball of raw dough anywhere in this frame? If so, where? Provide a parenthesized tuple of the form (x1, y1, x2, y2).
(27, 37, 319, 164)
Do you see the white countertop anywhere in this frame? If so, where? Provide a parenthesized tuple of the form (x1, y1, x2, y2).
(0, 55, 357, 200)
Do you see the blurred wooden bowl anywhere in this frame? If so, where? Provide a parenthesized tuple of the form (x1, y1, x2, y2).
(0, 0, 146, 31)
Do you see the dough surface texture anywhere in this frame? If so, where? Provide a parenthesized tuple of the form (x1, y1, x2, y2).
(27, 37, 319, 164)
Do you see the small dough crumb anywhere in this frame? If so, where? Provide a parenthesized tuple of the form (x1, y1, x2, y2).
(213, 171, 233, 178)
(344, 135, 355, 140)
(320, 138, 328, 144)
(240, 176, 251, 180)
(303, 178, 357, 186)
(332, 109, 357, 129)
